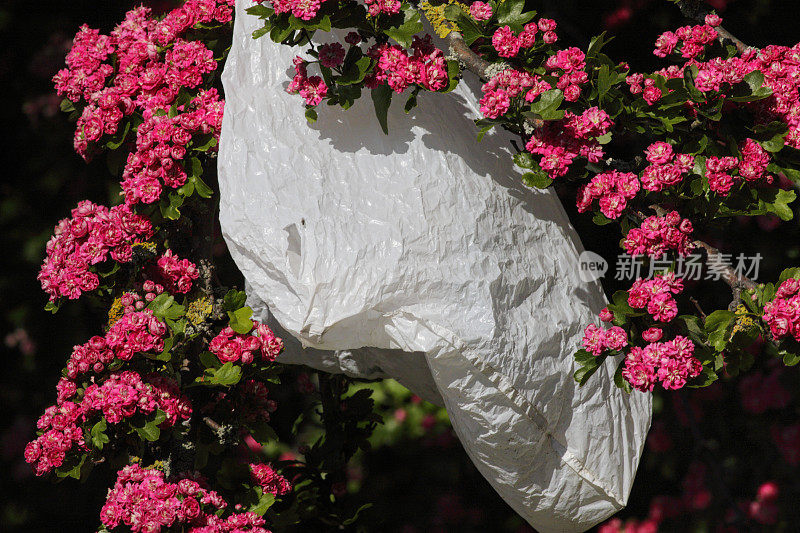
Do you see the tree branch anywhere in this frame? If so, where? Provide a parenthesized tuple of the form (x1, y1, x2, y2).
(447, 32, 491, 81)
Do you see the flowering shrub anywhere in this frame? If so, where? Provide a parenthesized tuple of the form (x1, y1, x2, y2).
(24, 0, 800, 529)
(29, 1, 385, 530)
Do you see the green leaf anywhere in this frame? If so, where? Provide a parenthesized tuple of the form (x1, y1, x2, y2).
(152, 336, 174, 361)
(683, 64, 705, 102)
(338, 56, 371, 86)
(60, 98, 76, 113)
(779, 267, 800, 282)
(521, 170, 553, 189)
(443, 59, 460, 93)
(249, 420, 279, 443)
(205, 362, 242, 386)
(135, 412, 164, 441)
(613, 358, 632, 393)
(443, 5, 484, 45)
(90, 419, 109, 450)
(223, 289, 248, 311)
(574, 357, 603, 386)
(193, 175, 214, 198)
(385, 8, 423, 48)
(249, 489, 276, 516)
(528, 89, 564, 120)
(496, 0, 524, 25)
(587, 32, 611, 58)
(44, 300, 61, 314)
(782, 350, 800, 366)
(592, 212, 614, 226)
(193, 134, 218, 152)
(371, 85, 392, 135)
(228, 306, 254, 334)
(56, 454, 86, 479)
(688, 366, 719, 387)
(404, 91, 418, 114)
(147, 294, 176, 318)
(305, 108, 318, 123)
(513, 152, 535, 169)
(704, 310, 735, 351)
(199, 350, 221, 370)
(759, 187, 796, 221)
(246, 4, 274, 17)
(105, 121, 131, 150)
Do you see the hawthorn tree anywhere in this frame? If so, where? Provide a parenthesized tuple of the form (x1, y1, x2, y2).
(23, 0, 800, 530)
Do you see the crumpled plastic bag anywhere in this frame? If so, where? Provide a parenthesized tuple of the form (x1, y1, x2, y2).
(218, 2, 652, 531)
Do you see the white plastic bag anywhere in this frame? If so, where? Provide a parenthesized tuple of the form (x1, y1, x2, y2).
(218, 3, 652, 530)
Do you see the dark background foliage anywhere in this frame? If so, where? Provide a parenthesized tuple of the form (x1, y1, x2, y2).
(2, 1, 800, 531)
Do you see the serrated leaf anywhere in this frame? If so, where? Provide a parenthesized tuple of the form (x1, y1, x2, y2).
(228, 306, 254, 334)
(496, 0, 524, 25)
(90, 419, 109, 450)
(384, 8, 423, 48)
(207, 362, 242, 386)
(704, 310, 735, 351)
(223, 289, 248, 311)
(250, 490, 276, 516)
(147, 294, 176, 318)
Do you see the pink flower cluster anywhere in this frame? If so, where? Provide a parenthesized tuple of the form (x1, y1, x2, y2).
(628, 272, 684, 323)
(581, 323, 629, 356)
(738, 367, 792, 414)
(751, 44, 800, 150)
(83, 371, 191, 426)
(121, 88, 224, 205)
(469, 2, 492, 21)
(155, 250, 199, 294)
(763, 277, 800, 341)
(623, 211, 695, 257)
(653, 21, 718, 60)
(318, 42, 345, 68)
(625, 73, 663, 105)
(118, 279, 167, 315)
(101, 464, 270, 533)
(208, 322, 284, 365)
(622, 335, 702, 391)
(545, 47, 588, 101)
(704, 139, 773, 196)
(249, 463, 292, 496)
(25, 370, 189, 476)
(38, 201, 153, 301)
(640, 141, 695, 192)
(491, 18, 557, 59)
(367, 35, 449, 94)
(525, 107, 613, 178)
(54, 2, 231, 160)
(287, 56, 328, 106)
(491, 23, 538, 58)
(576, 170, 640, 219)
(66, 310, 167, 379)
(364, 0, 401, 17)
(24, 401, 86, 476)
(479, 68, 549, 119)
